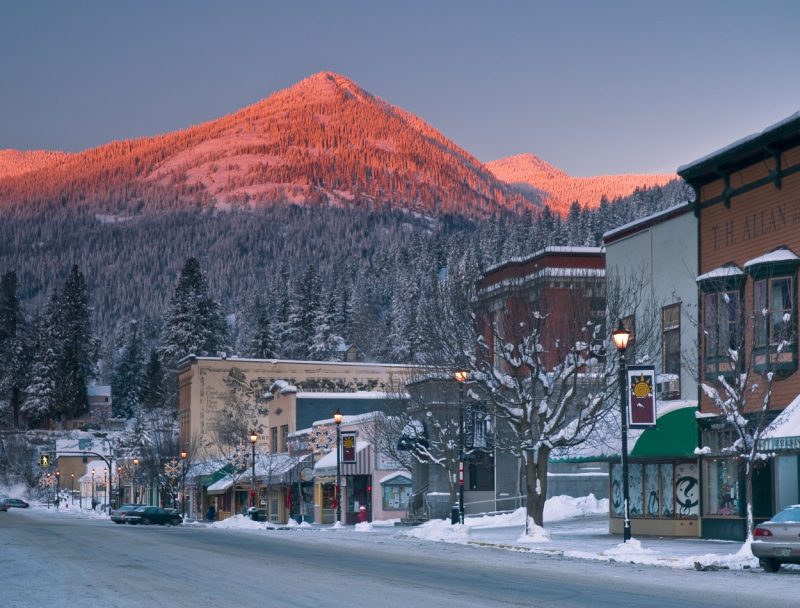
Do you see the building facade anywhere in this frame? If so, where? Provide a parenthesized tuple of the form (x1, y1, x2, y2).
(678, 112, 800, 540)
(603, 204, 701, 537)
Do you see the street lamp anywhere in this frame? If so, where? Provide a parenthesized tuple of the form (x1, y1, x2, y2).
(454, 370, 468, 524)
(91, 469, 96, 510)
(249, 432, 258, 511)
(55, 471, 60, 509)
(180, 450, 188, 517)
(612, 319, 633, 542)
(333, 408, 343, 524)
(70, 473, 74, 505)
(132, 457, 140, 503)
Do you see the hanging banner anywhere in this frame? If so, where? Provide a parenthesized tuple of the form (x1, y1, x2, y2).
(627, 365, 657, 429)
(341, 431, 357, 464)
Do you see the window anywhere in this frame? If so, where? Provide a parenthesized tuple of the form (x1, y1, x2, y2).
(661, 304, 681, 399)
(280, 425, 289, 453)
(270, 427, 278, 453)
(704, 458, 740, 517)
(703, 290, 741, 379)
(753, 276, 796, 373)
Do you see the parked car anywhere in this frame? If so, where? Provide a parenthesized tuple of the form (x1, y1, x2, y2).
(0, 498, 30, 509)
(110, 504, 144, 524)
(752, 505, 800, 572)
(124, 506, 182, 526)
(0, 502, 7, 512)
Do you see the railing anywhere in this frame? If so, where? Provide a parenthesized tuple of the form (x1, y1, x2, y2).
(408, 484, 430, 520)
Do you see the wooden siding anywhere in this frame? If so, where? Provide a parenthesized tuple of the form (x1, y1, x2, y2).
(697, 143, 800, 413)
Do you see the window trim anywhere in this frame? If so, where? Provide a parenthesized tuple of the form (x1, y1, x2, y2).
(749, 269, 798, 376)
(661, 303, 681, 400)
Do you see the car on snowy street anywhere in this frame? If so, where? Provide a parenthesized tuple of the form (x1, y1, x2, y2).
(124, 505, 182, 526)
(752, 505, 800, 572)
(0, 497, 30, 509)
(110, 503, 145, 524)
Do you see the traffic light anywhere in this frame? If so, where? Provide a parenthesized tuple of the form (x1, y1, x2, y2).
(39, 453, 51, 467)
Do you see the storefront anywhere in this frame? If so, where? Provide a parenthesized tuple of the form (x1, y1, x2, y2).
(609, 403, 701, 537)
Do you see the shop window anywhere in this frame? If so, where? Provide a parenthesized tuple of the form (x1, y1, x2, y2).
(704, 458, 740, 517)
(753, 276, 797, 374)
(468, 451, 494, 491)
(611, 462, 692, 519)
(381, 477, 411, 510)
(660, 304, 681, 399)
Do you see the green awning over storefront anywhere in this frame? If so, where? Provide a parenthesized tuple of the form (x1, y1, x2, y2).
(631, 406, 698, 458)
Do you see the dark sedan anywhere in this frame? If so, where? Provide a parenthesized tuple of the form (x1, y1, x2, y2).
(0, 498, 30, 509)
(752, 505, 800, 572)
(110, 504, 144, 524)
(124, 506, 182, 526)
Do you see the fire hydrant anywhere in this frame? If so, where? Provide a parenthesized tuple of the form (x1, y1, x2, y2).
(358, 505, 368, 523)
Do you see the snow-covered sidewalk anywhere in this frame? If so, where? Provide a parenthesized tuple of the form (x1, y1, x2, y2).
(400, 495, 763, 571)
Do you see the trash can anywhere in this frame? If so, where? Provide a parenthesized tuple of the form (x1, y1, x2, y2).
(451, 505, 460, 525)
(247, 506, 259, 521)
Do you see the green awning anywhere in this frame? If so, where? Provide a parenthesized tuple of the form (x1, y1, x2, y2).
(630, 406, 698, 458)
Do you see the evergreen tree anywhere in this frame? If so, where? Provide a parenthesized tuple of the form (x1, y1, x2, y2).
(159, 257, 228, 410)
(57, 265, 96, 419)
(140, 349, 164, 411)
(244, 296, 279, 359)
(159, 257, 228, 365)
(0, 271, 28, 428)
(110, 320, 146, 418)
(22, 293, 61, 425)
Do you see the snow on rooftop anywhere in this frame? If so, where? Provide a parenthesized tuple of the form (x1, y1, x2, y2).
(696, 264, 743, 283)
(743, 247, 800, 268)
(763, 393, 800, 440)
(483, 246, 603, 275)
(602, 202, 692, 241)
(87, 385, 111, 397)
(678, 111, 800, 174)
(298, 391, 398, 400)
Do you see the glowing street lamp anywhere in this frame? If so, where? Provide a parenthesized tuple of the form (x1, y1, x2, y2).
(454, 370, 468, 524)
(249, 432, 259, 513)
(334, 409, 343, 524)
(180, 450, 188, 517)
(612, 319, 633, 542)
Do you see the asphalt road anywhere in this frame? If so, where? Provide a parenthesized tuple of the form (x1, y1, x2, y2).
(2, 509, 798, 608)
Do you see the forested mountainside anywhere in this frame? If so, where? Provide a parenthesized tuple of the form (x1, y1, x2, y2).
(0, 72, 535, 220)
(0, 178, 691, 374)
(486, 153, 676, 215)
(0, 150, 70, 180)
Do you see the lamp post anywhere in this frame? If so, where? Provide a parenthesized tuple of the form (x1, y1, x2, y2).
(70, 473, 74, 505)
(91, 469, 96, 509)
(180, 450, 188, 518)
(454, 370, 468, 524)
(249, 432, 258, 512)
(132, 457, 140, 503)
(612, 319, 633, 543)
(55, 470, 60, 509)
(333, 408, 343, 525)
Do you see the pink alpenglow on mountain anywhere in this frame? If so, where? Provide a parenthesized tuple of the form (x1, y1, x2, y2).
(487, 153, 676, 215)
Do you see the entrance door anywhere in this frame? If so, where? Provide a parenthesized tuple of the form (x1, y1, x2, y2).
(346, 475, 372, 524)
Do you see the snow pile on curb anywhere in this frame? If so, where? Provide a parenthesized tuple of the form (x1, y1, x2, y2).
(354, 522, 374, 532)
(544, 494, 608, 521)
(403, 520, 471, 543)
(516, 519, 551, 543)
(211, 514, 274, 530)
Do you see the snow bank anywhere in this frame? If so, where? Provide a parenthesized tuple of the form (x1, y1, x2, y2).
(211, 514, 275, 530)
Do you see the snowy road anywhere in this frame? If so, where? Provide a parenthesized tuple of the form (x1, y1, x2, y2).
(2, 509, 798, 608)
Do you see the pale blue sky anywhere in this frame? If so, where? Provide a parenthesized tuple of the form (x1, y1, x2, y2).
(1, 0, 798, 175)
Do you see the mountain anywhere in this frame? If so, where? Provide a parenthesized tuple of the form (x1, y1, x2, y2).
(486, 153, 676, 215)
(0, 72, 535, 219)
(0, 150, 70, 180)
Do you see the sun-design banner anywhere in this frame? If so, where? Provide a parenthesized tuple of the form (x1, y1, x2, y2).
(626, 365, 657, 429)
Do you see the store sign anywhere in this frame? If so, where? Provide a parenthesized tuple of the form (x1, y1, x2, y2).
(341, 431, 356, 464)
(759, 436, 800, 451)
(627, 366, 657, 429)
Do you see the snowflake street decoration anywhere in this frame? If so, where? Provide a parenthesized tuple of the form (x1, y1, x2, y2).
(310, 426, 335, 453)
(229, 443, 250, 470)
(163, 459, 181, 479)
